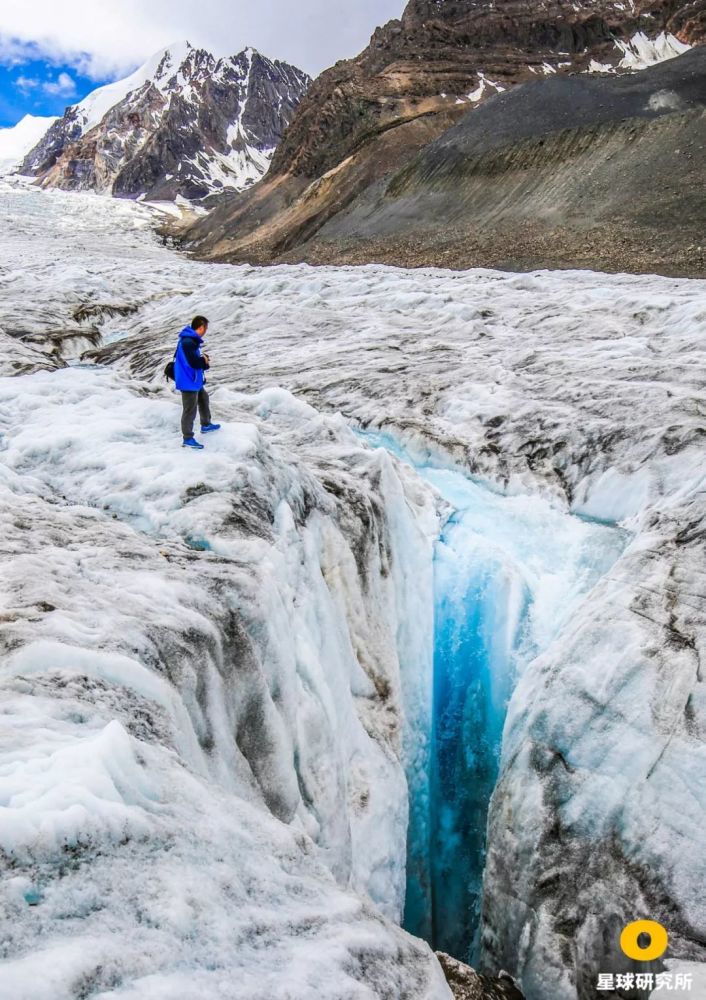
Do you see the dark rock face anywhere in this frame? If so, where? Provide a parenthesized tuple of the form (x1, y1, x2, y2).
(436, 952, 524, 1000)
(183, 0, 705, 270)
(269, 0, 702, 182)
(20, 44, 309, 201)
(301, 46, 706, 277)
(266, 0, 659, 177)
(21, 107, 84, 177)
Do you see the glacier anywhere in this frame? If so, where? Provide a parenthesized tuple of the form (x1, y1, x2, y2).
(0, 176, 704, 1000)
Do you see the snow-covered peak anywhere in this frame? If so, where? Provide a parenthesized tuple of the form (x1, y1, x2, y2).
(19, 42, 310, 202)
(0, 114, 58, 174)
(72, 41, 195, 132)
(151, 39, 194, 85)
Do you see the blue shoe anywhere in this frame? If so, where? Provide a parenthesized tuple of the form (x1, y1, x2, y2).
(182, 437, 204, 450)
(201, 423, 221, 433)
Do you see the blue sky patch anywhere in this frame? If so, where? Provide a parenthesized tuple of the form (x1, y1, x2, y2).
(0, 58, 115, 127)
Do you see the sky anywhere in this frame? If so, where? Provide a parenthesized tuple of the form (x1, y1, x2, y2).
(0, 0, 405, 127)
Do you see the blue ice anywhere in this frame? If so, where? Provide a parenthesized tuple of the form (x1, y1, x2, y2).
(357, 428, 628, 962)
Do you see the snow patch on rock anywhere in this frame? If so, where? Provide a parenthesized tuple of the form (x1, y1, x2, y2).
(617, 31, 691, 70)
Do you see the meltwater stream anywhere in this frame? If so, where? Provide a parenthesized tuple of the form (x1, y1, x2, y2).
(358, 430, 628, 965)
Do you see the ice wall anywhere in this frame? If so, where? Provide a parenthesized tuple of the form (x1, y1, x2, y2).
(428, 472, 627, 965)
(429, 515, 529, 962)
(0, 370, 449, 1000)
(358, 433, 628, 967)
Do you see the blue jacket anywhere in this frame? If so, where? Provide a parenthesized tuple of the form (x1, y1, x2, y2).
(175, 326, 209, 391)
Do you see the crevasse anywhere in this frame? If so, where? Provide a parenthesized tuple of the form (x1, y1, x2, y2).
(358, 430, 628, 964)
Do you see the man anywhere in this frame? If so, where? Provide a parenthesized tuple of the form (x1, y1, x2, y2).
(174, 315, 220, 449)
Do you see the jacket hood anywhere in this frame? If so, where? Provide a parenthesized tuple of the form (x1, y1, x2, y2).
(179, 325, 202, 340)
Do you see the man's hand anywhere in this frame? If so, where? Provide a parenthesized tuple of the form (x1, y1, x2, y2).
(203, 353, 210, 365)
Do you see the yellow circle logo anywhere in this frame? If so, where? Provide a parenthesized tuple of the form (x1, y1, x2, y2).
(620, 920, 668, 962)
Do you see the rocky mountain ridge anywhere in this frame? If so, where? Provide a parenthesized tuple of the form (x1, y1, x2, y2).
(269, 0, 701, 181)
(19, 42, 310, 201)
(181, 0, 706, 275)
(299, 45, 706, 277)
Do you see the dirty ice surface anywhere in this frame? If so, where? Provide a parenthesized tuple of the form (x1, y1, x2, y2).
(0, 176, 704, 1000)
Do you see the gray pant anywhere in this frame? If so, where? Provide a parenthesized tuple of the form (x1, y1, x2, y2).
(181, 389, 211, 438)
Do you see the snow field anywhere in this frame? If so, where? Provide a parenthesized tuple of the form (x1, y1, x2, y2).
(0, 115, 58, 175)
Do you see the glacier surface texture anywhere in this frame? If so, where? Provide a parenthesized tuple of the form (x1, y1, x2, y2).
(0, 178, 704, 1000)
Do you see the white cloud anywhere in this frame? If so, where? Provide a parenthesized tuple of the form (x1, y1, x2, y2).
(42, 71, 77, 96)
(0, 35, 40, 67)
(0, 0, 404, 79)
(15, 74, 39, 93)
